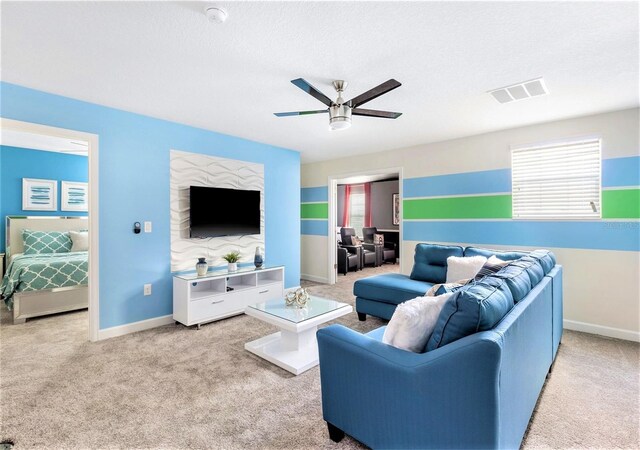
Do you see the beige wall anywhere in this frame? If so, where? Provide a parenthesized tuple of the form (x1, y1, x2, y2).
(302, 108, 640, 341)
(302, 108, 638, 185)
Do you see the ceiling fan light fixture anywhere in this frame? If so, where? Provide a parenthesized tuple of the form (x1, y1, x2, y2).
(329, 104, 352, 131)
(329, 117, 352, 131)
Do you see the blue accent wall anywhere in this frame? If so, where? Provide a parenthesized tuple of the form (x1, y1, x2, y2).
(301, 186, 329, 203)
(0, 145, 88, 252)
(301, 220, 329, 236)
(404, 168, 512, 198)
(404, 220, 639, 252)
(602, 156, 640, 187)
(0, 82, 301, 330)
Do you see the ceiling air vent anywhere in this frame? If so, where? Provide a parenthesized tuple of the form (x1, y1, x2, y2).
(488, 77, 548, 104)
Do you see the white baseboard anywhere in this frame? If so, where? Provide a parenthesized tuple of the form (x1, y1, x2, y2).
(301, 273, 329, 284)
(564, 319, 640, 342)
(98, 314, 174, 340)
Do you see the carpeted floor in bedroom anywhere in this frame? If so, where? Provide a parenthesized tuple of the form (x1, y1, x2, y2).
(1, 264, 638, 449)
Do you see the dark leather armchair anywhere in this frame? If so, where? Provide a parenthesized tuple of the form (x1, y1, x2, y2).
(337, 243, 361, 275)
(363, 227, 397, 264)
(341, 227, 377, 268)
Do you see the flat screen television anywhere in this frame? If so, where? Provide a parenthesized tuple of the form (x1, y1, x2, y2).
(189, 186, 260, 238)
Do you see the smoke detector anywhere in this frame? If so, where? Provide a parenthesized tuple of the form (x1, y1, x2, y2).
(488, 77, 548, 104)
(205, 6, 228, 24)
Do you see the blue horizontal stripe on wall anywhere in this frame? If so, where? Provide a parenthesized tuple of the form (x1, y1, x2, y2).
(404, 168, 511, 198)
(301, 186, 328, 203)
(404, 220, 639, 252)
(301, 219, 328, 236)
(602, 156, 640, 187)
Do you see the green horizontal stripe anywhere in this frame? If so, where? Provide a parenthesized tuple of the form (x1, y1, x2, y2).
(301, 202, 328, 219)
(602, 189, 640, 219)
(404, 195, 512, 219)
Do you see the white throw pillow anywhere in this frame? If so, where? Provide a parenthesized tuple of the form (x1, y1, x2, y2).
(69, 230, 89, 252)
(445, 255, 487, 283)
(382, 293, 453, 353)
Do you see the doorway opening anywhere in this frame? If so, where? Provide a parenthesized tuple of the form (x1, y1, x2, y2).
(0, 118, 99, 341)
(328, 167, 403, 285)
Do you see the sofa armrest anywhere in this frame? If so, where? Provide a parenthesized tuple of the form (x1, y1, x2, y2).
(340, 244, 360, 256)
(362, 243, 377, 252)
(317, 324, 503, 449)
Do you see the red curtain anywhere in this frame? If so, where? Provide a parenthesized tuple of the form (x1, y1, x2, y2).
(342, 185, 351, 227)
(364, 182, 372, 227)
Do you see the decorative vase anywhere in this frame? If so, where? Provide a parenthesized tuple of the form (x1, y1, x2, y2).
(196, 258, 208, 276)
(228, 262, 238, 272)
(254, 246, 264, 269)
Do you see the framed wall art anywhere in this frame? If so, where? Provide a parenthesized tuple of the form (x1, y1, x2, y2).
(22, 178, 57, 211)
(61, 181, 88, 212)
(392, 193, 400, 225)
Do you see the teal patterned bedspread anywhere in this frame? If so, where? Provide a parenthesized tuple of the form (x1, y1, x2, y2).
(1, 252, 88, 309)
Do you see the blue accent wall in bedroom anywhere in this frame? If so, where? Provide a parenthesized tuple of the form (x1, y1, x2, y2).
(0, 145, 88, 253)
(0, 82, 301, 330)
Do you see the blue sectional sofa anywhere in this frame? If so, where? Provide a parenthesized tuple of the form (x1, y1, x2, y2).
(317, 243, 563, 449)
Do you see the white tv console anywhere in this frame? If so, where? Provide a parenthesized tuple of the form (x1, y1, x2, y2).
(173, 265, 284, 329)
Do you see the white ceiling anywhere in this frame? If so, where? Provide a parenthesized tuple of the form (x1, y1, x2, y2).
(1, 1, 638, 163)
(0, 129, 88, 156)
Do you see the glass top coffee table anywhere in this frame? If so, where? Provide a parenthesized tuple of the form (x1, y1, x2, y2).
(245, 296, 352, 375)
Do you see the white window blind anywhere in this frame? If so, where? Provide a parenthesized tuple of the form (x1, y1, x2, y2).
(512, 138, 601, 219)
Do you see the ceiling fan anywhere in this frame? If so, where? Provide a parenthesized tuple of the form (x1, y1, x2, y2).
(274, 78, 402, 130)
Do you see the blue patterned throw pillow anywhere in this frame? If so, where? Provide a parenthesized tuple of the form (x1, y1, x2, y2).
(22, 230, 73, 254)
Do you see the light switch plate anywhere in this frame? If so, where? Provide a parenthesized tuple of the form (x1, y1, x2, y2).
(144, 221, 152, 233)
(144, 284, 152, 296)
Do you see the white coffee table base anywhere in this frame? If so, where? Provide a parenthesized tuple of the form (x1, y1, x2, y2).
(245, 327, 319, 375)
(245, 299, 352, 376)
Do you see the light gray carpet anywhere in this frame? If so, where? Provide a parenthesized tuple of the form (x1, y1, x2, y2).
(1, 264, 638, 449)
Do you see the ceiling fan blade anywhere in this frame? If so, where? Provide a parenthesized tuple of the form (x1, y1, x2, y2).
(352, 108, 403, 119)
(348, 79, 402, 108)
(291, 78, 334, 107)
(274, 110, 328, 117)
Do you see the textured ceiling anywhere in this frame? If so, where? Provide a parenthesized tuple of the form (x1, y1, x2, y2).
(1, 1, 638, 162)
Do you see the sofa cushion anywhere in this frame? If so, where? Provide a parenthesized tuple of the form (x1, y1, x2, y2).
(366, 326, 386, 341)
(528, 249, 557, 274)
(509, 256, 545, 286)
(426, 276, 515, 351)
(410, 243, 463, 283)
(491, 264, 532, 303)
(354, 273, 433, 305)
(464, 246, 528, 261)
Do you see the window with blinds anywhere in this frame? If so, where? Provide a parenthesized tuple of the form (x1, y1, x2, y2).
(349, 184, 365, 232)
(512, 138, 601, 219)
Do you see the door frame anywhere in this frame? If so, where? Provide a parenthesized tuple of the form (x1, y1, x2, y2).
(1, 118, 100, 341)
(327, 166, 403, 285)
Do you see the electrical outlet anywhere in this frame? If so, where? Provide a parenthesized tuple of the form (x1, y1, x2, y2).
(144, 284, 152, 296)
(144, 221, 152, 233)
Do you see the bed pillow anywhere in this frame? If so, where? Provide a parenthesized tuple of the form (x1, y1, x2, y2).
(69, 230, 89, 252)
(445, 255, 487, 283)
(22, 230, 72, 254)
(383, 293, 454, 353)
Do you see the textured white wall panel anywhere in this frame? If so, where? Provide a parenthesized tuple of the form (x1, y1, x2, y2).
(170, 150, 264, 272)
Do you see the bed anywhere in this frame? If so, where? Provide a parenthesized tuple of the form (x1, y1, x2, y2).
(1, 216, 89, 324)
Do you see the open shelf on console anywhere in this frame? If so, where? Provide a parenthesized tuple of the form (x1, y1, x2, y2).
(257, 269, 283, 286)
(189, 278, 226, 300)
(227, 273, 257, 292)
